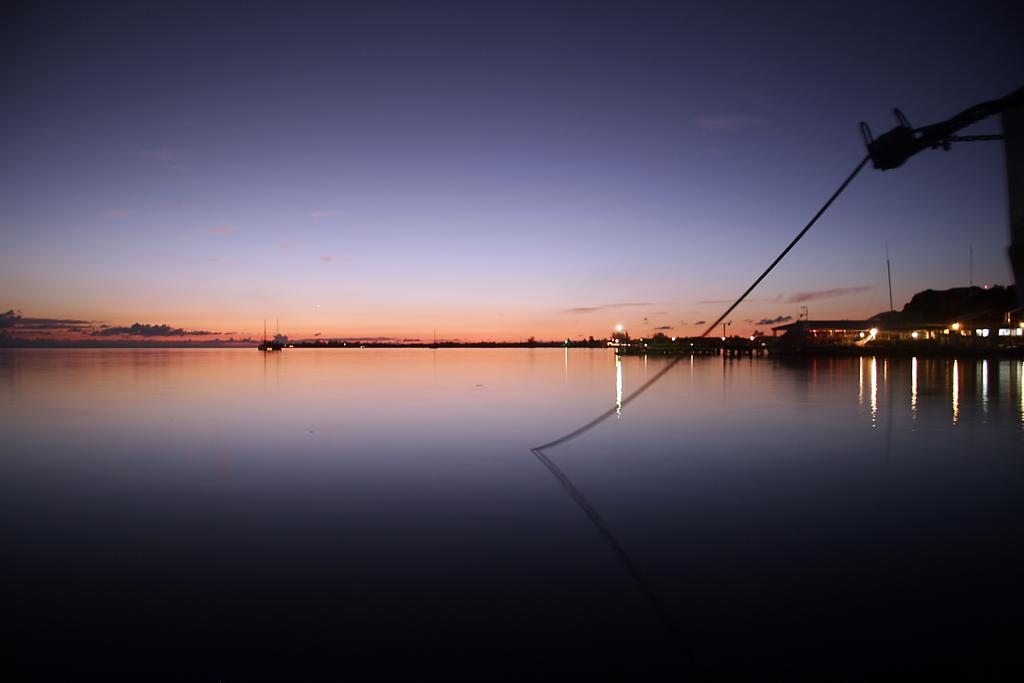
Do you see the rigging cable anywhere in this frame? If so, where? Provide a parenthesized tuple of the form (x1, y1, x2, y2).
(529, 153, 871, 636)
(533, 153, 870, 453)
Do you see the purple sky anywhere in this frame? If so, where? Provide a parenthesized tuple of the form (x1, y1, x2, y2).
(1, 1, 1021, 340)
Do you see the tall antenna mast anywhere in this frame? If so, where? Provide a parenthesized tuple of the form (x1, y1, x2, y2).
(263, 320, 267, 343)
(970, 243, 974, 287)
(886, 243, 894, 312)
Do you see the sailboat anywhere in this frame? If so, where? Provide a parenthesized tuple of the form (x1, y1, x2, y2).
(258, 320, 284, 351)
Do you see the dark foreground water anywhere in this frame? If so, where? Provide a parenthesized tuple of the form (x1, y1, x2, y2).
(2, 349, 1023, 679)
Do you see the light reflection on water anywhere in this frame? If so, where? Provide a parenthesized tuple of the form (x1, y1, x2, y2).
(952, 357, 960, 423)
(911, 356, 918, 418)
(1, 348, 1023, 674)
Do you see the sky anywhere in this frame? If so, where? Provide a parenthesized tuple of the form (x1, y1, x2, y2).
(1, 1, 1022, 342)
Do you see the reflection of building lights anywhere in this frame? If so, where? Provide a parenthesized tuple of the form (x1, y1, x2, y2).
(615, 355, 623, 417)
(911, 356, 918, 417)
(870, 357, 877, 426)
(858, 357, 864, 406)
(952, 359, 959, 424)
(982, 359, 988, 410)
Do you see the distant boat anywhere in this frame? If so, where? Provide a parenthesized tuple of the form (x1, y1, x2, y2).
(258, 320, 284, 351)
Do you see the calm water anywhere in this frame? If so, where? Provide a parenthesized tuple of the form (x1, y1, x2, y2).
(3, 349, 1024, 678)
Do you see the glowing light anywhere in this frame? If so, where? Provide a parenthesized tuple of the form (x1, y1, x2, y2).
(870, 328, 878, 336)
(615, 324, 624, 332)
(911, 331, 919, 339)
(748, 336, 754, 341)
(951, 322, 961, 331)
(859, 332, 865, 338)
(671, 336, 677, 342)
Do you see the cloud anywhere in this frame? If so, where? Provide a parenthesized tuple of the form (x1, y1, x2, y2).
(310, 211, 338, 219)
(787, 286, 870, 303)
(0, 310, 19, 328)
(141, 148, 190, 171)
(320, 256, 335, 262)
(207, 225, 237, 235)
(755, 315, 793, 325)
(694, 320, 707, 325)
(653, 325, 673, 330)
(142, 147, 180, 163)
(91, 323, 219, 337)
(110, 210, 129, 217)
(697, 296, 778, 304)
(695, 115, 764, 132)
(1, 310, 92, 333)
(561, 302, 656, 314)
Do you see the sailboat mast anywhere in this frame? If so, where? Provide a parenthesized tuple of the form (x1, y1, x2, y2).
(886, 243, 894, 312)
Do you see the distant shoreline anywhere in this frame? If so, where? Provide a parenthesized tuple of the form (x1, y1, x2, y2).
(0, 341, 610, 350)
(3, 341, 1022, 358)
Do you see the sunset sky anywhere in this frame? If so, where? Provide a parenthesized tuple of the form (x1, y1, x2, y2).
(2, 1, 1021, 342)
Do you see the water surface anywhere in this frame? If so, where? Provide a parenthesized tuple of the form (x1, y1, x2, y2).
(3, 349, 1023, 677)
